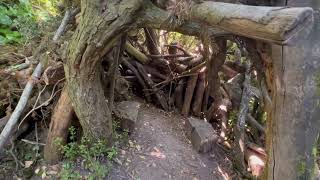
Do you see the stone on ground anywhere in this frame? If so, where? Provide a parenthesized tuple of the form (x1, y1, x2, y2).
(185, 117, 218, 153)
(114, 101, 141, 132)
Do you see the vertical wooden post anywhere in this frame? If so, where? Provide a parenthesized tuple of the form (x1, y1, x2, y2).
(265, 0, 320, 179)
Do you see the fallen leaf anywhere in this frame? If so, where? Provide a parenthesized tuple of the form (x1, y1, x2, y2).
(24, 161, 33, 168)
(136, 144, 141, 151)
(34, 168, 40, 174)
(150, 147, 166, 159)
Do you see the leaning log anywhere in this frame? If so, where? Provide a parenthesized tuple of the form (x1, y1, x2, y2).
(125, 42, 150, 64)
(44, 87, 74, 164)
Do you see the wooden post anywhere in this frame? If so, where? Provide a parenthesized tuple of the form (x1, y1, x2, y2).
(265, 1, 320, 179)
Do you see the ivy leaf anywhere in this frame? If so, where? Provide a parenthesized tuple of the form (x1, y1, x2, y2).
(0, 35, 7, 45)
(0, 15, 12, 25)
(5, 31, 21, 43)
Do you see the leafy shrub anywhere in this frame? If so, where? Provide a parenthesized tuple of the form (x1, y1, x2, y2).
(56, 126, 121, 179)
(0, 0, 58, 45)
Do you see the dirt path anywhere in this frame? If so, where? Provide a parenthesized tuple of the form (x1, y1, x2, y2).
(109, 105, 233, 180)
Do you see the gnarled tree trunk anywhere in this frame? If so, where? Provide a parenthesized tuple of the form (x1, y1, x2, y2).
(63, 0, 142, 141)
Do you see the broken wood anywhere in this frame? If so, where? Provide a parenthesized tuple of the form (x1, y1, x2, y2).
(192, 71, 206, 117)
(174, 79, 185, 110)
(44, 87, 74, 164)
(181, 74, 198, 116)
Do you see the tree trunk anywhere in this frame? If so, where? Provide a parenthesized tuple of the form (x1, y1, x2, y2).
(63, 0, 143, 142)
(265, 0, 320, 179)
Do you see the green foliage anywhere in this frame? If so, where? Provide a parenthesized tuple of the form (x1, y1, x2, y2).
(57, 123, 127, 179)
(228, 110, 238, 127)
(167, 32, 199, 52)
(0, 0, 58, 44)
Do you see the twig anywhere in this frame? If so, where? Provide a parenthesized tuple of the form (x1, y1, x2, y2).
(9, 138, 24, 171)
(18, 78, 64, 129)
(21, 139, 45, 146)
(35, 122, 39, 158)
(148, 54, 190, 58)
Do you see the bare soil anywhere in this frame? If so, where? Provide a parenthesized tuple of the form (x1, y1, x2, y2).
(109, 104, 234, 180)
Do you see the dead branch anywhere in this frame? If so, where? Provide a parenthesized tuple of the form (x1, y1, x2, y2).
(125, 42, 150, 64)
(122, 58, 152, 102)
(247, 114, 265, 134)
(233, 63, 251, 173)
(174, 79, 186, 110)
(192, 71, 206, 117)
(135, 61, 169, 111)
(53, 7, 80, 42)
(181, 74, 198, 116)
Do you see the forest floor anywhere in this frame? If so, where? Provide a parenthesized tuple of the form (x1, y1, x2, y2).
(108, 104, 234, 180)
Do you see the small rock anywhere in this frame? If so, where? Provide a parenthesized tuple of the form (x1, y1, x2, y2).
(114, 101, 141, 132)
(185, 117, 218, 153)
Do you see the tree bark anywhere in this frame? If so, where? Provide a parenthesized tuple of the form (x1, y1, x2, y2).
(63, 0, 143, 141)
(142, 1, 313, 44)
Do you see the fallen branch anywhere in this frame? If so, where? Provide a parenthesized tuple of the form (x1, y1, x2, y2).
(247, 114, 265, 133)
(122, 58, 152, 102)
(125, 42, 150, 64)
(135, 62, 169, 111)
(192, 71, 206, 117)
(53, 7, 80, 42)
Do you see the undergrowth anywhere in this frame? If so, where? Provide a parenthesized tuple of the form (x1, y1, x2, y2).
(56, 121, 128, 180)
(0, 0, 59, 45)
